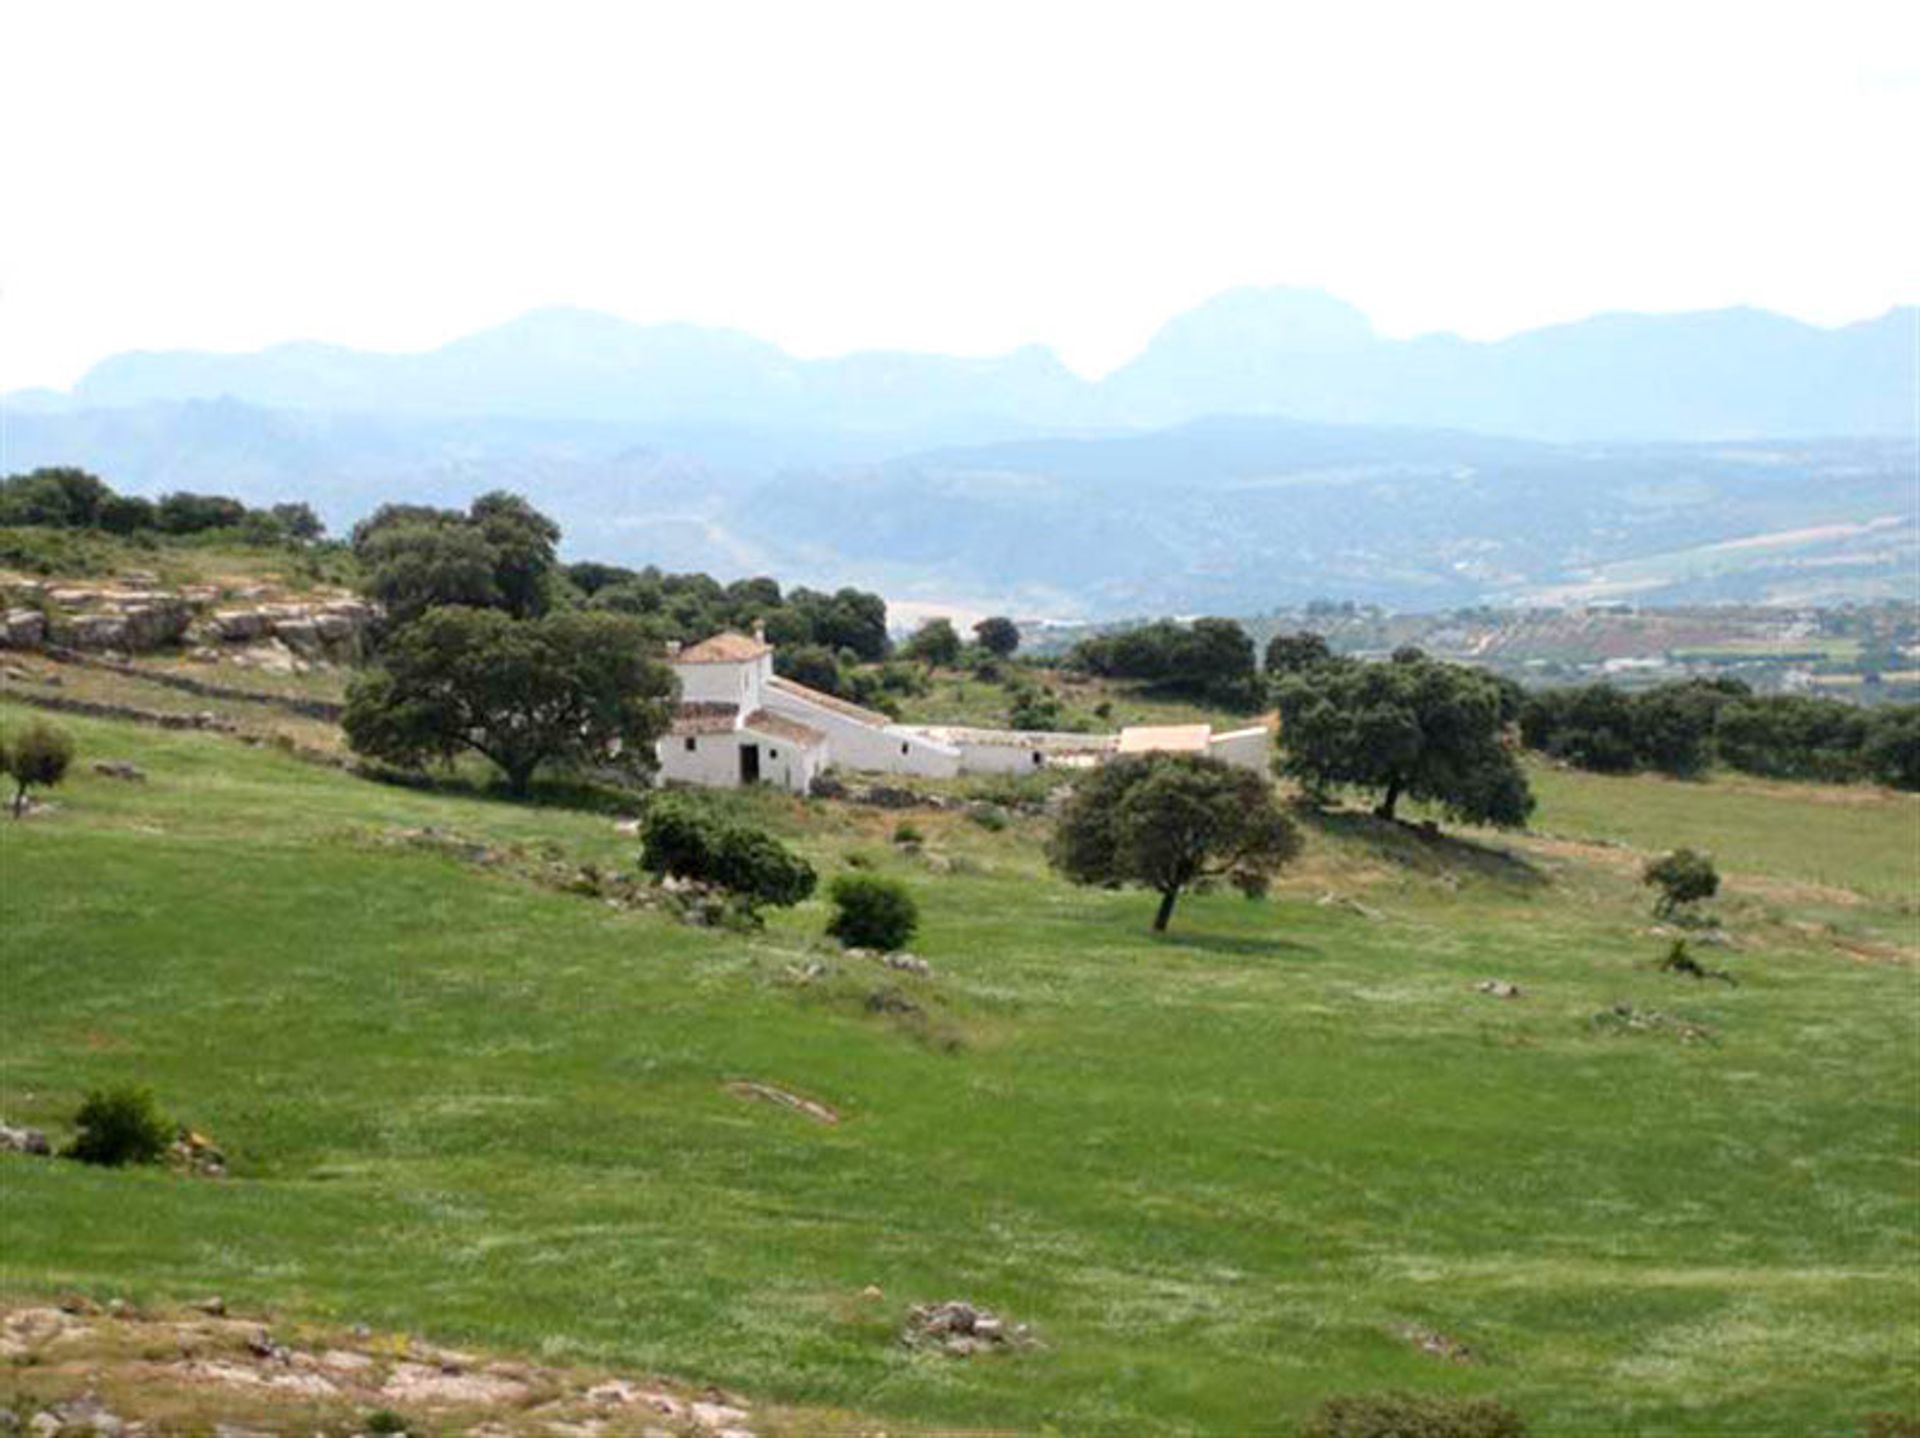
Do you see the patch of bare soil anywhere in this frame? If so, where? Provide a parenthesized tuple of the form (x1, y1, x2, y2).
(723, 1081, 841, 1125)
(0, 1300, 770, 1435)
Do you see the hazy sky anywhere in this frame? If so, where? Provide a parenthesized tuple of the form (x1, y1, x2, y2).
(3, 0, 1916, 392)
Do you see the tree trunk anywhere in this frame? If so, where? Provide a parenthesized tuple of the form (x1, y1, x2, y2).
(1375, 776, 1402, 822)
(11, 780, 25, 818)
(1152, 887, 1180, 932)
(503, 760, 537, 798)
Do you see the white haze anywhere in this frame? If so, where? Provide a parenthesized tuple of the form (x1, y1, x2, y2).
(2, 0, 1916, 392)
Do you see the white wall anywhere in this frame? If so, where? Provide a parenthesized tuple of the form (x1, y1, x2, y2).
(655, 726, 822, 794)
(656, 731, 748, 789)
(761, 686, 962, 778)
(673, 654, 770, 707)
(740, 727, 826, 794)
(1208, 726, 1271, 774)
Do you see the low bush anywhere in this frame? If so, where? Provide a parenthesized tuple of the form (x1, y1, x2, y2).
(1302, 1391, 1529, 1438)
(640, 795, 816, 918)
(3, 718, 76, 817)
(891, 820, 925, 846)
(826, 872, 919, 951)
(1643, 847, 1719, 918)
(66, 1085, 172, 1167)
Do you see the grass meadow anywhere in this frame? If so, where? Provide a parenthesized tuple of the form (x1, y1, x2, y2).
(2, 702, 1916, 1433)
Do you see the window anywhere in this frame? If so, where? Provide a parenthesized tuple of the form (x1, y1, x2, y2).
(684, 736, 697, 752)
(901, 741, 910, 755)
(1032, 751, 1043, 766)
(769, 749, 778, 759)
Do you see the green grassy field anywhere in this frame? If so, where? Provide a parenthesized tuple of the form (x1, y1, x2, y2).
(2, 704, 1916, 1433)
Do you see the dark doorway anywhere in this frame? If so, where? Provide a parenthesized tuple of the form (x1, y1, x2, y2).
(738, 744, 761, 785)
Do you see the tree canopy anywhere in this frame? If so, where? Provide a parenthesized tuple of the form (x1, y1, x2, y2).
(974, 616, 1021, 657)
(901, 617, 962, 667)
(1047, 753, 1301, 931)
(354, 493, 560, 628)
(1070, 618, 1259, 706)
(1263, 630, 1333, 676)
(0, 467, 326, 543)
(342, 607, 674, 795)
(1275, 655, 1534, 826)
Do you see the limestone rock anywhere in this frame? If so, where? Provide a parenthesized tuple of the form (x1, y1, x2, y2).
(1, 609, 46, 649)
(0, 1122, 51, 1156)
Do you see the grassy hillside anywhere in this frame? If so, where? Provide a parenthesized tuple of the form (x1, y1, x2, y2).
(2, 704, 1916, 1433)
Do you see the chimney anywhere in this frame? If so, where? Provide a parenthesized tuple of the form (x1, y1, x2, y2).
(665, 640, 682, 657)
(752, 620, 766, 643)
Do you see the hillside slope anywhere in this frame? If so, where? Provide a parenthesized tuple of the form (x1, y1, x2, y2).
(2, 702, 1915, 1433)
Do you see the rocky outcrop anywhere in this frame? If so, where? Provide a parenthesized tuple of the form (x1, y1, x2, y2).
(2, 609, 46, 648)
(0, 579, 373, 660)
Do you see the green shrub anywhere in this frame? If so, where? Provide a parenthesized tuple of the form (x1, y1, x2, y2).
(969, 804, 1009, 832)
(4, 719, 76, 817)
(891, 820, 925, 846)
(66, 1085, 172, 1167)
(712, 825, 817, 911)
(0, 526, 116, 576)
(364, 1410, 411, 1435)
(639, 795, 815, 917)
(1642, 848, 1719, 918)
(826, 872, 919, 951)
(1302, 1391, 1529, 1438)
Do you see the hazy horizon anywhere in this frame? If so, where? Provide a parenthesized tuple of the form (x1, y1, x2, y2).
(7, 287, 1918, 400)
(4, 0, 1916, 392)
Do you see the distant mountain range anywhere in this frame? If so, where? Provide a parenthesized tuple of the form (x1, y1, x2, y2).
(3, 290, 1913, 616)
(12, 288, 1915, 443)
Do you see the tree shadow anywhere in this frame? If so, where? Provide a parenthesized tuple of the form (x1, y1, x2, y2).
(352, 759, 644, 816)
(1296, 806, 1549, 889)
(1154, 929, 1322, 960)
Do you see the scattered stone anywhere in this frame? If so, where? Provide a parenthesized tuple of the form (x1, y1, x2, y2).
(193, 1296, 227, 1316)
(723, 1081, 839, 1125)
(90, 760, 147, 782)
(381, 1361, 529, 1405)
(881, 952, 931, 976)
(42, 1394, 124, 1436)
(860, 1284, 884, 1300)
(689, 1399, 751, 1430)
(0, 1121, 51, 1156)
(167, 1127, 227, 1177)
(245, 1329, 288, 1362)
(1474, 979, 1521, 999)
(1591, 1002, 1717, 1044)
(1317, 892, 1385, 921)
(1400, 1324, 1478, 1364)
(902, 1300, 1033, 1356)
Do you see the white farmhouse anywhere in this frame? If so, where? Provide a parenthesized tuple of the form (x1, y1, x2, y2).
(653, 628, 1271, 794)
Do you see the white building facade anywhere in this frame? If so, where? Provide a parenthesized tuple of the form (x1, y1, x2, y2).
(653, 629, 1270, 794)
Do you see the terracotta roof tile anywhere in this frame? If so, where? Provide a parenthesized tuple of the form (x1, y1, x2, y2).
(1116, 723, 1214, 755)
(668, 701, 741, 736)
(676, 631, 771, 664)
(742, 709, 827, 747)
